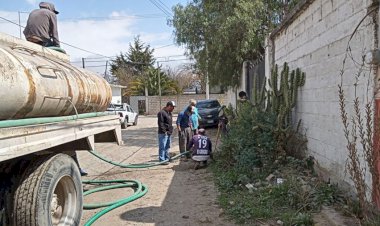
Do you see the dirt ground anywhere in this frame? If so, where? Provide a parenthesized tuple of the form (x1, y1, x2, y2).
(78, 115, 235, 226)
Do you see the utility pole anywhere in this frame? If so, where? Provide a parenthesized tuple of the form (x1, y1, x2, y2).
(157, 62, 162, 109)
(205, 45, 210, 99)
(82, 58, 85, 69)
(104, 60, 108, 80)
(143, 65, 149, 114)
(206, 71, 210, 99)
(18, 11, 22, 38)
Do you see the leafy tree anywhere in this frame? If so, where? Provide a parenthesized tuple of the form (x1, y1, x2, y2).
(110, 36, 155, 86)
(111, 36, 155, 73)
(170, 0, 299, 88)
(126, 67, 179, 96)
(110, 36, 179, 97)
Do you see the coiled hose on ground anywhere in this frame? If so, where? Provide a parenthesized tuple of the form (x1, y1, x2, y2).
(82, 149, 189, 226)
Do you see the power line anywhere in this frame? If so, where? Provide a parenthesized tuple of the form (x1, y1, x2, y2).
(85, 65, 108, 68)
(156, 0, 172, 13)
(78, 53, 185, 61)
(60, 41, 108, 58)
(59, 14, 166, 21)
(156, 54, 185, 59)
(147, 0, 172, 18)
(81, 56, 116, 60)
(155, 43, 175, 49)
(0, 16, 108, 58)
(0, 12, 166, 23)
(158, 58, 191, 62)
(71, 59, 112, 63)
(0, 16, 21, 27)
(78, 44, 178, 60)
(72, 57, 192, 65)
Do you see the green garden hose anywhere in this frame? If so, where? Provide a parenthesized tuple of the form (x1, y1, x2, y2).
(82, 149, 190, 225)
(89, 149, 189, 168)
(82, 179, 148, 226)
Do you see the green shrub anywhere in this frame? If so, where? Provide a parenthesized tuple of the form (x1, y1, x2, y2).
(218, 103, 277, 176)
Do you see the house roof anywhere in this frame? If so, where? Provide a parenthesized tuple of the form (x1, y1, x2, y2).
(110, 84, 127, 89)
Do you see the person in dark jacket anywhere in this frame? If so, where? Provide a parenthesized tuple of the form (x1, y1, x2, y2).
(188, 128, 212, 169)
(24, 2, 60, 47)
(157, 101, 176, 164)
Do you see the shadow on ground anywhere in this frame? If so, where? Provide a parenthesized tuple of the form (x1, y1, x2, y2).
(117, 125, 233, 226)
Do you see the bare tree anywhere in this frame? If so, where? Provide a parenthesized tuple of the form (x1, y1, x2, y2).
(165, 65, 203, 94)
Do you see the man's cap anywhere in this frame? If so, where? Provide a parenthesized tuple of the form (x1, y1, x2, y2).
(39, 2, 59, 14)
(166, 101, 176, 107)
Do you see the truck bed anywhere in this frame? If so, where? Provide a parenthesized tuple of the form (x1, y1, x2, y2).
(0, 114, 122, 162)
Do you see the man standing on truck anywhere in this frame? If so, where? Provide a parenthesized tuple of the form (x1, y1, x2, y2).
(24, 2, 60, 47)
(157, 101, 176, 164)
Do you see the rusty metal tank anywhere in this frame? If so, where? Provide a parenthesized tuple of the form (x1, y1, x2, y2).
(0, 33, 112, 120)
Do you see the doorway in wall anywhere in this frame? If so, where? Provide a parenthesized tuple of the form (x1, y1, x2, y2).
(138, 100, 146, 114)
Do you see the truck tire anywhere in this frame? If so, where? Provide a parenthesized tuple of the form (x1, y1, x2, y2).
(121, 117, 128, 129)
(12, 154, 83, 226)
(133, 115, 138, 126)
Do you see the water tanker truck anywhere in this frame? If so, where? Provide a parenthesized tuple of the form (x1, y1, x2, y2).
(0, 33, 122, 226)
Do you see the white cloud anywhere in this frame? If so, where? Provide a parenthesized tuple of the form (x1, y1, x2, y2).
(25, 0, 38, 6)
(0, 10, 189, 74)
(59, 18, 135, 59)
(0, 11, 25, 38)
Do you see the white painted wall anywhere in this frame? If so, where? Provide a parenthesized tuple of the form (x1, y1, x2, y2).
(110, 85, 126, 104)
(267, 0, 376, 189)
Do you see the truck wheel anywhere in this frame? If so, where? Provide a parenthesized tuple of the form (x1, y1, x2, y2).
(13, 154, 83, 226)
(133, 116, 138, 126)
(121, 120, 127, 129)
(121, 117, 128, 129)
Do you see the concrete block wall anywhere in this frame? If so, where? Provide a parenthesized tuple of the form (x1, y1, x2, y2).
(268, 0, 376, 189)
(130, 94, 229, 115)
(129, 96, 146, 113)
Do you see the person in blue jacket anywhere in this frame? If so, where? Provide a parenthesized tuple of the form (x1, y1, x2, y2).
(188, 99, 200, 135)
(176, 105, 193, 160)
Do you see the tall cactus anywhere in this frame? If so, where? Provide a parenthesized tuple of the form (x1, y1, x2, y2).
(250, 62, 305, 152)
(271, 62, 306, 150)
(251, 70, 266, 110)
(245, 62, 306, 154)
(249, 62, 305, 131)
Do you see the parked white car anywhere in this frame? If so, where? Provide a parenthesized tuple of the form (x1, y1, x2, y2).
(107, 103, 138, 129)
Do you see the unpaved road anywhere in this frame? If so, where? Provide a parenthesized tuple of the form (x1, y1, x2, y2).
(78, 115, 234, 226)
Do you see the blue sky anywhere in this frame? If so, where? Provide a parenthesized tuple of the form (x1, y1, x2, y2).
(0, 0, 190, 73)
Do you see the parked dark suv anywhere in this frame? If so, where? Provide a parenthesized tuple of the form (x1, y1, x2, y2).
(196, 99, 221, 127)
